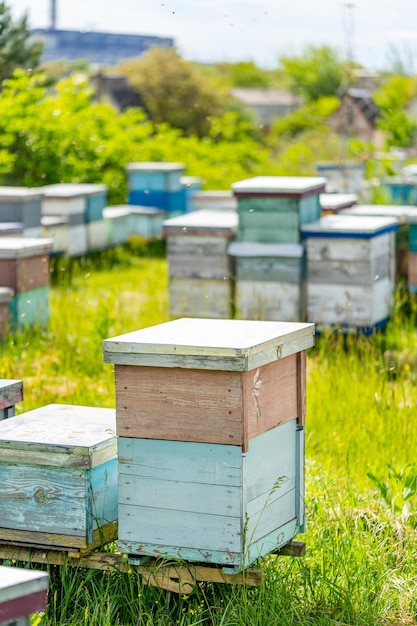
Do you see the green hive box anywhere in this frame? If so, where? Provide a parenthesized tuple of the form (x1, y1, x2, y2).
(232, 176, 326, 244)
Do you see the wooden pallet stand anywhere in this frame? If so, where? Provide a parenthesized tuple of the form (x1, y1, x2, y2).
(0, 541, 304, 594)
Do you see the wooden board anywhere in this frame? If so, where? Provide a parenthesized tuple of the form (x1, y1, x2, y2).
(408, 252, 417, 287)
(234, 279, 306, 322)
(307, 255, 391, 286)
(114, 353, 304, 449)
(169, 278, 232, 319)
(117, 420, 303, 570)
(306, 277, 394, 327)
(0, 254, 50, 293)
(0, 379, 23, 410)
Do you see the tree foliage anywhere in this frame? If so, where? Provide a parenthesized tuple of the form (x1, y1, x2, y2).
(270, 96, 340, 142)
(117, 47, 225, 137)
(374, 76, 417, 148)
(279, 45, 345, 102)
(0, 1, 42, 83)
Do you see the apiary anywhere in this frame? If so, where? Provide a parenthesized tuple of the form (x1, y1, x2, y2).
(0, 379, 23, 420)
(0, 404, 118, 551)
(103, 317, 314, 571)
(164, 210, 238, 319)
(126, 162, 187, 214)
(228, 241, 306, 321)
(232, 176, 326, 243)
(301, 214, 398, 333)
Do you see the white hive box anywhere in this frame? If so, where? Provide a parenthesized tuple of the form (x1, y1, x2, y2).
(301, 214, 398, 333)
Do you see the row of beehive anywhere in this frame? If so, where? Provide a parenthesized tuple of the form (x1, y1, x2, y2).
(165, 175, 407, 333)
(0, 316, 314, 572)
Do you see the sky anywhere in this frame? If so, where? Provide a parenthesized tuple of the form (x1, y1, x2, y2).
(7, 0, 417, 71)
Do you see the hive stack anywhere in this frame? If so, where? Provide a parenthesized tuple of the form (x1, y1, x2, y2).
(301, 214, 398, 333)
(344, 204, 417, 284)
(103, 317, 315, 572)
(380, 176, 417, 205)
(126, 162, 186, 217)
(0, 404, 118, 551)
(230, 176, 326, 321)
(103, 206, 132, 247)
(41, 183, 108, 256)
(0, 187, 43, 238)
(164, 210, 238, 318)
(0, 238, 53, 330)
(0, 379, 23, 420)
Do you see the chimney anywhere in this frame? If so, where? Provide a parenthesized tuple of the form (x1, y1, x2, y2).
(50, 0, 57, 30)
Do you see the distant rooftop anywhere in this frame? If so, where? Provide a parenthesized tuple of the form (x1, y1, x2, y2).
(33, 28, 174, 66)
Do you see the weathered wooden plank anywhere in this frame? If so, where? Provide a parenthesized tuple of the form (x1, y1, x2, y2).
(169, 278, 232, 319)
(246, 489, 297, 544)
(296, 427, 305, 530)
(0, 254, 50, 293)
(86, 220, 109, 252)
(0, 521, 117, 551)
(234, 280, 305, 322)
(167, 235, 230, 257)
(168, 255, 233, 280)
(306, 233, 392, 262)
(296, 352, 306, 426)
(307, 255, 391, 285)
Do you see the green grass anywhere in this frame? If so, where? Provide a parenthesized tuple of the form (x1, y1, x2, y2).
(1, 243, 417, 625)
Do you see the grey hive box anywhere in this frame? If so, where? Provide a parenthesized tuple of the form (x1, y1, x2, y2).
(0, 565, 49, 625)
(164, 210, 238, 319)
(0, 288, 13, 339)
(103, 317, 315, 571)
(0, 404, 118, 551)
(0, 379, 23, 420)
(0, 187, 43, 238)
(228, 241, 306, 322)
(301, 214, 398, 333)
(232, 176, 326, 243)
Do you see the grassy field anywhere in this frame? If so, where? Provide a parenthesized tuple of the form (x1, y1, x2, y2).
(1, 240, 417, 625)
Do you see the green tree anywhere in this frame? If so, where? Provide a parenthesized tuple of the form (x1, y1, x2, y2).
(279, 45, 345, 102)
(0, 2, 42, 83)
(117, 47, 225, 137)
(374, 76, 417, 148)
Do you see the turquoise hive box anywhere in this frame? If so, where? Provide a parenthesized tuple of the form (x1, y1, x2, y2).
(232, 176, 326, 244)
(103, 317, 315, 572)
(126, 162, 187, 214)
(0, 404, 118, 551)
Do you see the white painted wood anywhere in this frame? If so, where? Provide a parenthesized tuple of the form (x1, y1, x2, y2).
(235, 280, 305, 322)
(307, 277, 393, 326)
(301, 214, 398, 236)
(0, 404, 116, 468)
(68, 225, 88, 257)
(103, 317, 315, 371)
(320, 193, 357, 211)
(87, 220, 109, 251)
(167, 235, 230, 257)
(306, 233, 393, 262)
(42, 196, 85, 217)
(0, 237, 53, 259)
(163, 210, 238, 232)
(232, 176, 326, 194)
(345, 204, 417, 224)
(228, 241, 304, 258)
(42, 216, 70, 254)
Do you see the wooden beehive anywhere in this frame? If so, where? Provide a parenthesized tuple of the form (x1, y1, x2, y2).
(41, 184, 107, 256)
(232, 176, 326, 243)
(126, 162, 186, 214)
(0, 187, 43, 238)
(128, 205, 166, 238)
(0, 379, 23, 420)
(180, 176, 203, 213)
(344, 204, 417, 282)
(315, 162, 365, 195)
(103, 317, 315, 570)
(301, 214, 398, 333)
(0, 222, 24, 237)
(86, 220, 109, 252)
(0, 566, 49, 625)
(0, 404, 118, 551)
(103, 206, 131, 246)
(164, 210, 238, 319)
(41, 215, 70, 255)
(0, 237, 53, 330)
(380, 176, 417, 205)
(320, 193, 357, 215)
(0, 288, 13, 340)
(228, 241, 306, 322)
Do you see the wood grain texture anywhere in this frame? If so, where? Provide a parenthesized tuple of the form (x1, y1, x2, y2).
(169, 278, 232, 319)
(0, 521, 117, 551)
(306, 233, 392, 262)
(307, 255, 391, 285)
(115, 355, 302, 449)
(234, 280, 305, 322)
(0, 379, 23, 409)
